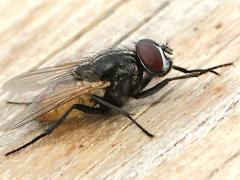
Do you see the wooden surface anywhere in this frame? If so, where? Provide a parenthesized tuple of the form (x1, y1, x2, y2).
(0, 0, 239, 179)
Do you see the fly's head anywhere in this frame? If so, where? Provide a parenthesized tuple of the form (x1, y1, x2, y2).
(136, 39, 173, 77)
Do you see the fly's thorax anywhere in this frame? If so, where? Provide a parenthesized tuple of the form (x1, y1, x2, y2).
(73, 49, 142, 107)
(103, 58, 142, 107)
(73, 49, 137, 82)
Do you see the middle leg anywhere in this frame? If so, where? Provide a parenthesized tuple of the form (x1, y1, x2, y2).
(91, 95, 154, 137)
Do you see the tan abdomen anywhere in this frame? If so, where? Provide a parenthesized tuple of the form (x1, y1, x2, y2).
(39, 89, 105, 121)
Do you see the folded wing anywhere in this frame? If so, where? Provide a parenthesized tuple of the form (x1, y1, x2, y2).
(1, 62, 110, 131)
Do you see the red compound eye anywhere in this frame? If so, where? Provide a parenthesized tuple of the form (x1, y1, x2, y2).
(136, 40, 163, 74)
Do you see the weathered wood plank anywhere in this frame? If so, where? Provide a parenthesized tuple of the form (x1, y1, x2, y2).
(0, 0, 126, 78)
(0, 0, 239, 179)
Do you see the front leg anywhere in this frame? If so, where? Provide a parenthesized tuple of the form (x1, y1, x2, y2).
(139, 73, 153, 90)
(172, 63, 232, 75)
(134, 62, 233, 99)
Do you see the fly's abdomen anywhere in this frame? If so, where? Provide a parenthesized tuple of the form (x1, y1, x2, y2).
(39, 88, 106, 121)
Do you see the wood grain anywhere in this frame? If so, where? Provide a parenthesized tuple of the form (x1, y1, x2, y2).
(0, 0, 239, 179)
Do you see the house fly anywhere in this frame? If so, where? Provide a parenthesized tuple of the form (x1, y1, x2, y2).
(1, 39, 233, 156)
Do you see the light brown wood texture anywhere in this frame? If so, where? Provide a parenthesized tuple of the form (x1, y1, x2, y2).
(0, 0, 239, 179)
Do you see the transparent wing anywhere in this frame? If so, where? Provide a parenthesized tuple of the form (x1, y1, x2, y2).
(3, 61, 82, 93)
(0, 80, 110, 131)
(1, 62, 110, 131)
(3, 61, 87, 103)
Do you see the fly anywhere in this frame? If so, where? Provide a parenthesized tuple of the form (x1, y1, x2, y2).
(1, 39, 233, 156)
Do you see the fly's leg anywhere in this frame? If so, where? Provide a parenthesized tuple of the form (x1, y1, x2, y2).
(7, 101, 32, 105)
(134, 62, 233, 99)
(140, 73, 153, 90)
(172, 62, 233, 76)
(91, 95, 154, 137)
(5, 104, 106, 156)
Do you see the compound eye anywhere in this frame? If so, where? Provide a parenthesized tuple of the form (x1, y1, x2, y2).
(136, 40, 164, 74)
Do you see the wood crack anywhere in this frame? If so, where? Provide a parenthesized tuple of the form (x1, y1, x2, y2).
(207, 149, 240, 179)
